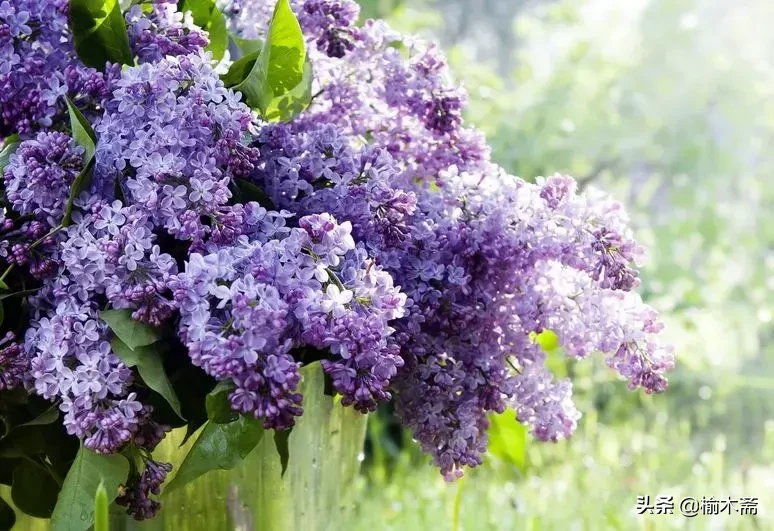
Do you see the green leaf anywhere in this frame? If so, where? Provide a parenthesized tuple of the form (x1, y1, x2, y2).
(164, 416, 265, 493)
(61, 157, 94, 227)
(263, 58, 314, 122)
(0, 426, 48, 458)
(231, 178, 276, 210)
(274, 429, 291, 477)
(230, 0, 306, 117)
(111, 338, 183, 419)
(205, 6, 228, 61)
(64, 97, 97, 160)
(178, 0, 213, 24)
(62, 97, 98, 227)
(16, 404, 59, 429)
(230, 34, 263, 55)
(0, 495, 15, 531)
(100, 308, 161, 350)
(11, 459, 58, 518)
(0, 459, 16, 486)
(69, 0, 134, 70)
(0, 136, 20, 175)
(51, 446, 129, 531)
(221, 50, 260, 88)
(205, 381, 238, 424)
(93, 482, 109, 531)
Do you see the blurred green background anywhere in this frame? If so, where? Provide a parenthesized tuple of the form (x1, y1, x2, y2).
(351, 0, 774, 529)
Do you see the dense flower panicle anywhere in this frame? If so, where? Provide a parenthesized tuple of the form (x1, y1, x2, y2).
(95, 53, 258, 245)
(4, 131, 84, 225)
(0, 0, 111, 136)
(1, 0, 673, 498)
(0, 207, 60, 280)
(255, 122, 417, 251)
(126, 1, 209, 64)
(22, 199, 177, 452)
(172, 212, 405, 427)
(224, 0, 487, 178)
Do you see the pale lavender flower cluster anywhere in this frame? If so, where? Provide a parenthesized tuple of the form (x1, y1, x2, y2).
(172, 211, 405, 428)
(94, 53, 257, 245)
(23, 199, 177, 453)
(0, 0, 111, 136)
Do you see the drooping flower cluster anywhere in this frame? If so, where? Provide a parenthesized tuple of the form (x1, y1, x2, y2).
(23, 198, 177, 453)
(0, 0, 674, 518)
(117, 459, 173, 520)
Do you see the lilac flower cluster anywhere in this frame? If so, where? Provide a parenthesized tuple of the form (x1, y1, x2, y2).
(230, 0, 672, 479)
(172, 211, 405, 428)
(23, 198, 177, 453)
(4, 131, 84, 225)
(0, 332, 25, 391)
(126, 0, 209, 64)
(117, 459, 173, 520)
(94, 53, 258, 246)
(0, 0, 111, 137)
(0, 0, 674, 511)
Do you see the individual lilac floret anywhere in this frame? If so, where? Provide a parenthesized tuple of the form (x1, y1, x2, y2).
(0, 0, 112, 136)
(95, 53, 258, 245)
(126, 1, 209, 64)
(4, 131, 84, 226)
(117, 459, 173, 521)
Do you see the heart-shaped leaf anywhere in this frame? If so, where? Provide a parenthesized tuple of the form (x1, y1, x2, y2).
(51, 446, 129, 531)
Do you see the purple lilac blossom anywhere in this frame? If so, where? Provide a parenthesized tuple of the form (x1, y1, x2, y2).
(0, 0, 112, 137)
(4, 131, 84, 226)
(94, 53, 258, 246)
(171, 212, 406, 428)
(23, 198, 177, 453)
(0, 0, 674, 498)
(117, 458, 174, 520)
(126, 0, 209, 64)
